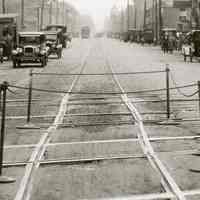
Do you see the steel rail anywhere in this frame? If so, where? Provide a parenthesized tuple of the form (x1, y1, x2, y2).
(14, 46, 92, 200)
(2, 111, 168, 120)
(3, 149, 198, 168)
(4, 135, 200, 150)
(105, 55, 186, 199)
(81, 188, 200, 200)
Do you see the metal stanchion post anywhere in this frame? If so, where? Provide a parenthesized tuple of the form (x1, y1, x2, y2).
(0, 82, 15, 183)
(166, 66, 170, 119)
(158, 65, 179, 125)
(17, 69, 40, 129)
(198, 81, 200, 114)
(27, 69, 33, 124)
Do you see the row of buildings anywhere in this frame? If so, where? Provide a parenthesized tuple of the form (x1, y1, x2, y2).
(0, 0, 94, 34)
(106, 0, 200, 40)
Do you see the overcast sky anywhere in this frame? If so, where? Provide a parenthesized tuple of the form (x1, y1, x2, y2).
(65, 0, 117, 31)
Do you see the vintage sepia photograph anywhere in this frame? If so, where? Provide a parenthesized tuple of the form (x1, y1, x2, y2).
(0, 0, 200, 200)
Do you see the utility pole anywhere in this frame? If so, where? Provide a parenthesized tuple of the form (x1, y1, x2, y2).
(37, 7, 40, 31)
(158, 0, 162, 40)
(2, 0, 5, 13)
(63, 0, 65, 24)
(21, 0, 24, 29)
(40, 0, 45, 30)
(155, 0, 158, 42)
(143, 0, 146, 31)
(127, 0, 130, 31)
(49, 0, 53, 24)
(56, 0, 59, 24)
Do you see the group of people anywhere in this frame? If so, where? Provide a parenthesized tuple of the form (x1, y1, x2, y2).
(161, 32, 184, 54)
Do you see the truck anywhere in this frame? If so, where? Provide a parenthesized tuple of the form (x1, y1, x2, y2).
(0, 14, 18, 62)
(81, 26, 90, 39)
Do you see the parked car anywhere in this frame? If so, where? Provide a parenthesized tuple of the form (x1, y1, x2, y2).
(45, 31, 63, 58)
(0, 14, 18, 62)
(45, 24, 67, 48)
(12, 32, 48, 68)
(182, 30, 200, 62)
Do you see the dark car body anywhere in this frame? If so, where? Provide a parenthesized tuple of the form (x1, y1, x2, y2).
(81, 26, 90, 39)
(45, 31, 63, 58)
(45, 24, 67, 48)
(12, 32, 48, 68)
(0, 14, 18, 62)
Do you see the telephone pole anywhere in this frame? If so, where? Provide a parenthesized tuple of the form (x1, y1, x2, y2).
(49, 0, 53, 24)
(21, 0, 24, 29)
(40, 0, 45, 30)
(127, 0, 130, 31)
(56, 0, 59, 24)
(143, 0, 146, 30)
(158, 0, 162, 40)
(2, 0, 6, 13)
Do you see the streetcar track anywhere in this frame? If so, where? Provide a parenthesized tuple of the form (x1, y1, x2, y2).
(3, 39, 200, 200)
(13, 44, 92, 200)
(102, 41, 187, 199)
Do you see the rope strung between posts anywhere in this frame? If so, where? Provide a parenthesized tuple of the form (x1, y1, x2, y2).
(169, 72, 199, 98)
(7, 87, 27, 98)
(7, 83, 197, 95)
(32, 69, 166, 76)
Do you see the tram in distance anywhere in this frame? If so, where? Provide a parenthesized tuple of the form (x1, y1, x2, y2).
(81, 26, 90, 39)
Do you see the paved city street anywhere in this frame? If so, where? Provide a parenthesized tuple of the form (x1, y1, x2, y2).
(1, 38, 200, 200)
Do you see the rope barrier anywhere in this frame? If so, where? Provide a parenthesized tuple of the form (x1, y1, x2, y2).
(7, 83, 197, 95)
(32, 70, 166, 76)
(170, 72, 198, 98)
(7, 87, 27, 98)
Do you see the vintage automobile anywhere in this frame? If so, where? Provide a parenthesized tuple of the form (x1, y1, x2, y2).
(182, 30, 200, 62)
(12, 32, 48, 68)
(45, 31, 63, 58)
(81, 26, 90, 39)
(45, 24, 67, 48)
(0, 14, 18, 62)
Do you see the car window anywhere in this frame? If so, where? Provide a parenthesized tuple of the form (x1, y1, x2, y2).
(20, 36, 40, 45)
(46, 34, 57, 41)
